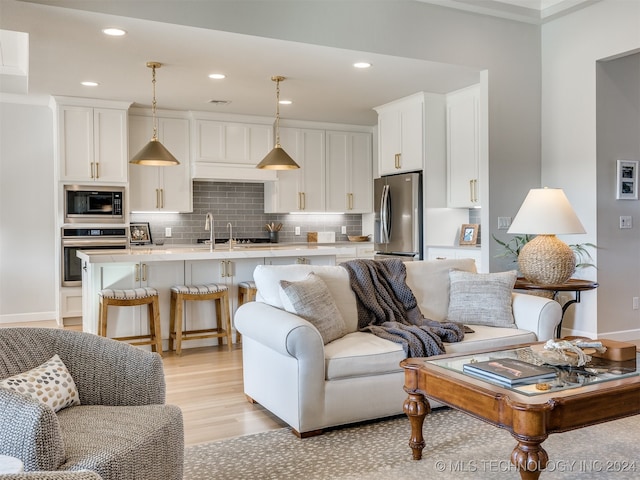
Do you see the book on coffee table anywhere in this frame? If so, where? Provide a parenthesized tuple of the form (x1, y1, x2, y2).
(463, 358, 557, 386)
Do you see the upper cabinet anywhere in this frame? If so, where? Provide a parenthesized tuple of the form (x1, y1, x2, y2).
(53, 97, 131, 183)
(325, 131, 373, 213)
(446, 85, 481, 208)
(190, 114, 277, 182)
(129, 112, 192, 213)
(375, 93, 425, 175)
(264, 127, 325, 213)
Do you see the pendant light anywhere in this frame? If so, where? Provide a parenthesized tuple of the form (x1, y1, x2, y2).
(130, 62, 180, 166)
(256, 76, 299, 170)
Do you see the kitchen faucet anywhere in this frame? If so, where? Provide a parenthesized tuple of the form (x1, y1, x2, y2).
(227, 223, 233, 250)
(205, 212, 215, 250)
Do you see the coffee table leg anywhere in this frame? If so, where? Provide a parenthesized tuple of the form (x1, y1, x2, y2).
(403, 392, 430, 460)
(510, 436, 549, 480)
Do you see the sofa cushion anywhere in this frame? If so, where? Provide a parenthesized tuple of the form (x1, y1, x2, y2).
(404, 258, 477, 322)
(324, 332, 406, 380)
(444, 325, 537, 353)
(0, 354, 80, 413)
(447, 270, 518, 328)
(280, 273, 348, 344)
(254, 264, 359, 332)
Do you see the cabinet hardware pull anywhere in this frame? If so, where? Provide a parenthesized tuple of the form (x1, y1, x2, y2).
(90, 162, 95, 179)
(135, 264, 140, 282)
(301, 192, 306, 210)
(298, 192, 301, 210)
(160, 188, 164, 209)
(95, 162, 100, 179)
(155, 189, 160, 209)
(394, 153, 402, 169)
(142, 263, 147, 282)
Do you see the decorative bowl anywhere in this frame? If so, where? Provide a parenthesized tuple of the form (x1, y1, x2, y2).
(348, 235, 371, 242)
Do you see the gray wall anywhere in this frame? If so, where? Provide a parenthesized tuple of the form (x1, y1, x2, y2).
(0, 102, 55, 321)
(596, 53, 640, 335)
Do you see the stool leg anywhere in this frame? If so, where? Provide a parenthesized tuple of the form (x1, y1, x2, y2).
(98, 297, 109, 337)
(169, 291, 176, 352)
(149, 296, 163, 355)
(223, 292, 232, 351)
(174, 294, 184, 356)
(215, 299, 224, 348)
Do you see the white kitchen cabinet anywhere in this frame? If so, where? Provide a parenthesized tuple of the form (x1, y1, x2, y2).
(55, 100, 130, 183)
(82, 260, 184, 341)
(375, 94, 425, 175)
(129, 114, 192, 212)
(447, 85, 480, 208)
(190, 116, 277, 182)
(325, 131, 373, 213)
(264, 127, 325, 213)
(427, 247, 483, 272)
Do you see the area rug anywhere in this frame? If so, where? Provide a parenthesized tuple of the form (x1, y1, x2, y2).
(184, 408, 639, 479)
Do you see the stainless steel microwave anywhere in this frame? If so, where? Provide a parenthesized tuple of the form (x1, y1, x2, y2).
(64, 185, 125, 224)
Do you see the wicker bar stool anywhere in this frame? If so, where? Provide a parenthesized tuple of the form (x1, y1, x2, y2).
(98, 287, 163, 354)
(169, 283, 232, 355)
(236, 280, 257, 343)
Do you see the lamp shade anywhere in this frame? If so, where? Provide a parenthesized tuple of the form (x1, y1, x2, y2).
(130, 138, 180, 166)
(507, 188, 585, 235)
(256, 145, 299, 170)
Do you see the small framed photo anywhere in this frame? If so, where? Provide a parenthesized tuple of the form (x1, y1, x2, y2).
(616, 159, 638, 200)
(459, 224, 479, 246)
(129, 222, 152, 245)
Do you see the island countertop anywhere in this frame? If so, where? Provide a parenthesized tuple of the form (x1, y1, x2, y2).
(77, 243, 361, 264)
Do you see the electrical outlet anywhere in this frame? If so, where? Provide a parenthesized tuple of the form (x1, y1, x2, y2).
(341, 226, 347, 234)
(294, 226, 300, 236)
(165, 227, 172, 237)
(620, 216, 632, 229)
(497, 217, 512, 230)
(633, 297, 639, 310)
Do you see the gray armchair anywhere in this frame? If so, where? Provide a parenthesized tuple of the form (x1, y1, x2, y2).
(0, 328, 183, 480)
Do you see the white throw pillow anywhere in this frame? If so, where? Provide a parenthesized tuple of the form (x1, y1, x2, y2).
(447, 270, 518, 328)
(0, 354, 80, 412)
(279, 272, 348, 344)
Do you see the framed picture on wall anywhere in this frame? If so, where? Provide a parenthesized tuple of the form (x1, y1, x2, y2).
(129, 222, 152, 245)
(616, 159, 639, 200)
(459, 224, 479, 246)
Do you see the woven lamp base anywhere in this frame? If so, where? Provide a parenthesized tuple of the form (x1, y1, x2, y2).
(518, 234, 575, 285)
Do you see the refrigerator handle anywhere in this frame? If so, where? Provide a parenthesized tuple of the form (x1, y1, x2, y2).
(381, 184, 391, 243)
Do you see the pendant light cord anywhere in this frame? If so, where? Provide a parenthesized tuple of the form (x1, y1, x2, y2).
(151, 64, 158, 141)
(274, 77, 281, 148)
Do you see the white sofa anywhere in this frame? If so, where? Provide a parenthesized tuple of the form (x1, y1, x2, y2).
(235, 259, 562, 437)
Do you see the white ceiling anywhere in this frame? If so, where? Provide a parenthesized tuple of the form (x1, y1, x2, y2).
(0, 0, 592, 125)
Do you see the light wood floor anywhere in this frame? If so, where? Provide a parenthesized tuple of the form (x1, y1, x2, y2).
(3, 320, 640, 447)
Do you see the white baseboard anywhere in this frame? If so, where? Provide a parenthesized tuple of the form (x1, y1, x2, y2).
(595, 328, 640, 341)
(0, 311, 57, 325)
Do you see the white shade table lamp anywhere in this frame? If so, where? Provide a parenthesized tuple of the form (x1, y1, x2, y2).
(508, 188, 586, 285)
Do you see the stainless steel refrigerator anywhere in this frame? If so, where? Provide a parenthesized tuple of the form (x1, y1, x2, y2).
(374, 171, 423, 260)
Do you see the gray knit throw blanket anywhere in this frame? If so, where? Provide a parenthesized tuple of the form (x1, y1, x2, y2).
(340, 258, 464, 357)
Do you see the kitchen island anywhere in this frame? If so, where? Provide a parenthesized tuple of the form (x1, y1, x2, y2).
(78, 243, 364, 351)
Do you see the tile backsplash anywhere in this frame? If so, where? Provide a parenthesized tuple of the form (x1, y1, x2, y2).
(131, 181, 363, 245)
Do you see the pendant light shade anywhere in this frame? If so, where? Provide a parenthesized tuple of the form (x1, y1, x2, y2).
(130, 62, 180, 166)
(257, 76, 299, 170)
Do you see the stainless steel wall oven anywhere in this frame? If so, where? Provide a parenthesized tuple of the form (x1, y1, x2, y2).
(61, 227, 128, 286)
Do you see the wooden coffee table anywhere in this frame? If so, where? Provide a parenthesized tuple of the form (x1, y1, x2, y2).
(401, 344, 640, 480)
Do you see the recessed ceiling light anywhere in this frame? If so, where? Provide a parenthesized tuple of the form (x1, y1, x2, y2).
(102, 28, 127, 37)
(353, 62, 372, 69)
(81, 81, 99, 87)
(208, 73, 226, 80)
(279, 100, 292, 105)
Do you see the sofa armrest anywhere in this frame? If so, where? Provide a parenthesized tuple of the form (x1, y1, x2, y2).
(512, 292, 562, 341)
(0, 388, 66, 471)
(235, 301, 325, 359)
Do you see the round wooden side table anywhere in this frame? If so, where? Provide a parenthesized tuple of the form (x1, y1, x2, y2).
(514, 277, 599, 338)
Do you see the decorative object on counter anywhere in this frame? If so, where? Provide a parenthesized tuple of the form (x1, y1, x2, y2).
(616, 159, 638, 200)
(266, 222, 282, 243)
(129, 222, 152, 245)
(348, 235, 371, 242)
(307, 232, 318, 242)
(458, 223, 479, 245)
(507, 188, 586, 284)
(256, 76, 299, 170)
(130, 62, 180, 166)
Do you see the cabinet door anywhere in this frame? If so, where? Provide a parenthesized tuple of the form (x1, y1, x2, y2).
(158, 117, 192, 212)
(129, 115, 160, 211)
(58, 106, 94, 181)
(300, 129, 325, 212)
(326, 131, 372, 213)
(447, 86, 480, 208)
(400, 100, 424, 172)
(194, 120, 272, 166)
(93, 108, 128, 182)
(377, 108, 402, 176)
